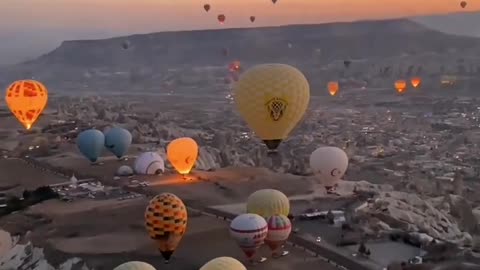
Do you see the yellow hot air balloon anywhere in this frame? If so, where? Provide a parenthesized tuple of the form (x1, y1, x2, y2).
(394, 80, 407, 94)
(145, 193, 188, 264)
(410, 77, 421, 88)
(200, 257, 246, 270)
(233, 64, 310, 150)
(114, 261, 156, 270)
(167, 137, 198, 175)
(327, 81, 339, 96)
(5, 80, 48, 130)
(246, 189, 290, 219)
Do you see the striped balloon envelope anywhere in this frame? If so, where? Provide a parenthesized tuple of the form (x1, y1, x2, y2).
(265, 214, 292, 252)
(230, 213, 268, 260)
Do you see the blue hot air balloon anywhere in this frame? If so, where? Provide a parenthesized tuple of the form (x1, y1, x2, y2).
(76, 129, 105, 163)
(104, 127, 132, 159)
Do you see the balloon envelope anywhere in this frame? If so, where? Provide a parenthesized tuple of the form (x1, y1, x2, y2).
(395, 80, 407, 94)
(167, 137, 198, 174)
(76, 129, 105, 162)
(5, 80, 48, 130)
(230, 213, 268, 259)
(233, 64, 310, 150)
(218, 14, 226, 23)
(204, 4, 210, 12)
(200, 257, 246, 270)
(327, 81, 339, 96)
(134, 152, 165, 175)
(461, 1, 467, 8)
(145, 193, 188, 262)
(309, 146, 348, 186)
(265, 214, 292, 251)
(114, 261, 156, 270)
(410, 77, 421, 88)
(104, 127, 132, 158)
(246, 189, 290, 219)
(250, 16, 255, 22)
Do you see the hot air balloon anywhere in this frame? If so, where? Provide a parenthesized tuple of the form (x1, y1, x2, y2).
(233, 64, 310, 150)
(343, 60, 351, 68)
(122, 40, 130, 50)
(200, 257, 246, 270)
(265, 214, 292, 257)
(167, 137, 198, 175)
(114, 261, 156, 270)
(461, 1, 467, 8)
(272, 0, 278, 3)
(145, 193, 187, 264)
(309, 146, 348, 187)
(5, 80, 48, 130)
(229, 61, 241, 72)
(134, 152, 165, 175)
(104, 127, 132, 159)
(218, 14, 226, 24)
(250, 16, 256, 23)
(76, 129, 105, 163)
(246, 189, 290, 219)
(204, 4, 211, 12)
(410, 77, 421, 88)
(327, 81, 339, 96)
(394, 80, 407, 94)
(230, 213, 268, 263)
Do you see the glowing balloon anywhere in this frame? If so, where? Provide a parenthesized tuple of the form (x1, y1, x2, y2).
(218, 14, 226, 24)
(394, 80, 407, 94)
(246, 189, 290, 219)
(204, 4, 211, 12)
(229, 61, 241, 72)
(134, 152, 165, 175)
(230, 213, 268, 261)
(200, 257, 246, 270)
(410, 77, 421, 88)
(327, 81, 339, 96)
(104, 127, 132, 159)
(233, 64, 310, 150)
(265, 214, 292, 254)
(114, 262, 156, 270)
(461, 1, 467, 8)
(309, 146, 348, 187)
(145, 193, 187, 264)
(167, 137, 198, 175)
(5, 80, 48, 130)
(250, 16, 256, 23)
(76, 129, 105, 163)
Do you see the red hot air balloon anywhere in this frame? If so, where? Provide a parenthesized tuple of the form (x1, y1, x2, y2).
(250, 16, 256, 23)
(460, 1, 467, 8)
(204, 4, 210, 12)
(218, 14, 226, 24)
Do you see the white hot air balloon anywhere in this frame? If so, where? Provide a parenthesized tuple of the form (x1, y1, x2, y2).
(309, 146, 348, 187)
(113, 261, 156, 270)
(230, 213, 268, 263)
(134, 152, 165, 175)
(200, 256, 247, 270)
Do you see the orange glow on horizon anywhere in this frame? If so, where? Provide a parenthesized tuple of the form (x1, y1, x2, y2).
(1, 0, 479, 35)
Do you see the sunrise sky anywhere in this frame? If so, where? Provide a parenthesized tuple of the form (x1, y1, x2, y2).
(0, 0, 478, 64)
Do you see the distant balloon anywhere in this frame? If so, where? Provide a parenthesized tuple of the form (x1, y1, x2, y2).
(229, 61, 241, 72)
(272, 0, 278, 3)
(200, 257, 246, 270)
(134, 152, 165, 175)
(145, 193, 187, 264)
(122, 40, 130, 50)
(247, 189, 290, 219)
(5, 80, 48, 130)
(76, 129, 105, 163)
(327, 81, 339, 96)
(287, 43, 293, 49)
(343, 60, 351, 68)
(218, 14, 226, 24)
(167, 137, 199, 175)
(250, 16, 256, 23)
(394, 80, 407, 94)
(114, 262, 156, 270)
(410, 77, 421, 88)
(233, 64, 310, 150)
(204, 4, 211, 12)
(104, 127, 132, 159)
(222, 48, 229, 57)
(309, 146, 348, 187)
(230, 213, 268, 261)
(460, 1, 467, 8)
(265, 214, 292, 255)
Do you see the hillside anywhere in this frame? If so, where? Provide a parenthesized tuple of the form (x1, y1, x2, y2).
(2, 18, 480, 93)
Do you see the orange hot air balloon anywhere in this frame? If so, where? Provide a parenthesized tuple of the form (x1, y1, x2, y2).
(5, 80, 48, 130)
(411, 77, 421, 88)
(218, 14, 226, 24)
(327, 81, 339, 96)
(394, 80, 407, 94)
(167, 137, 199, 175)
(145, 193, 188, 264)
